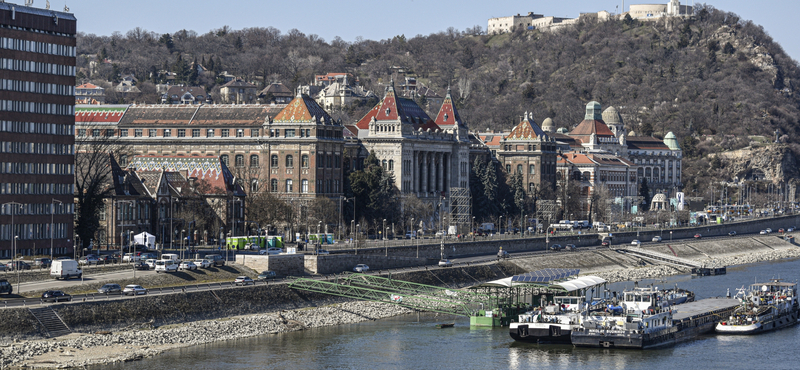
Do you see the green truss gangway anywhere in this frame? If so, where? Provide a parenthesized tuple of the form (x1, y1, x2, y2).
(288, 273, 498, 317)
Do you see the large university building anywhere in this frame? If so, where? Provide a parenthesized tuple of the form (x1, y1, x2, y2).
(0, 3, 76, 257)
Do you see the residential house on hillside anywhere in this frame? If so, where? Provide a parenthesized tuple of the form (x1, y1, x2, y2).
(162, 86, 208, 105)
(259, 83, 294, 104)
(76, 83, 105, 104)
(220, 79, 258, 104)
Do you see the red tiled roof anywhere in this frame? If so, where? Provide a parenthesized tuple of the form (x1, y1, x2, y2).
(505, 115, 546, 140)
(273, 94, 334, 125)
(434, 89, 463, 127)
(355, 84, 434, 130)
(76, 83, 101, 89)
(75, 110, 125, 123)
(570, 119, 616, 137)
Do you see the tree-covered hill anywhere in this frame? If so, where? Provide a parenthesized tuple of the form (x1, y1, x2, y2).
(77, 4, 800, 190)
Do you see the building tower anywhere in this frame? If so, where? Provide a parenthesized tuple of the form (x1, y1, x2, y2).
(0, 4, 76, 257)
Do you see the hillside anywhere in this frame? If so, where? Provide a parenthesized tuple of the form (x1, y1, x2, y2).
(76, 5, 800, 191)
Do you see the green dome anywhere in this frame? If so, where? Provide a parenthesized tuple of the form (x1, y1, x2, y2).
(664, 132, 680, 150)
(585, 101, 602, 121)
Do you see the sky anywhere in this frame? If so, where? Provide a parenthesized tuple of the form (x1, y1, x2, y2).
(41, 0, 800, 61)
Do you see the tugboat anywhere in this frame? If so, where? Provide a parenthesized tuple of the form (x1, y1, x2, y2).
(716, 279, 799, 335)
(510, 282, 692, 345)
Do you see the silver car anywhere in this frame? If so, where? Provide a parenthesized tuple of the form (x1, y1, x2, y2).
(123, 285, 147, 295)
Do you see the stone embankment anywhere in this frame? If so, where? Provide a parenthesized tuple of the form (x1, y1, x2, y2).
(1, 302, 412, 368)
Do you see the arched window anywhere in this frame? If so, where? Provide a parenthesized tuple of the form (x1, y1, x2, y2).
(221, 154, 229, 166)
(119, 154, 128, 167)
(529, 164, 535, 175)
(285, 179, 293, 192)
(235, 155, 244, 167)
(301, 155, 309, 168)
(250, 179, 258, 193)
(270, 179, 278, 192)
(285, 155, 294, 168)
(654, 167, 660, 182)
(301, 179, 309, 193)
(388, 160, 394, 171)
(271, 155, 278, 168)
(250, 155, 259, 167)
(517, 164, 523, 173)
(506, 164, 511, 173)
(582, 171, 590, 181)
(382, 159, 387, 170)
(529, 183, 536, 193)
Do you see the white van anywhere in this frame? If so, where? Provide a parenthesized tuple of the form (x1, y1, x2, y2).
(50, 259, 82, 280)
(160, 253, 180, 264)
(155, 260, 178, 273)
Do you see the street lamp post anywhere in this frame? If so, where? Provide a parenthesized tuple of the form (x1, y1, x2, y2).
(472, 216, 476, 241)
(383, 219, 387, 256)
(355, 223, 360, 255)
(181, 230, 185, 260)
(4, 202, 21, 290)
(51, 199, 62, 261)
(14, 236, 19, 293)
(499, 216, 503, 235)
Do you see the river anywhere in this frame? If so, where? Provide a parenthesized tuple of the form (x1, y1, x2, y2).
(96, 258, 800, 370)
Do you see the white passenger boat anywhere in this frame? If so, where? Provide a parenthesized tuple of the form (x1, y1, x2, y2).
(716, 279, 799, 335)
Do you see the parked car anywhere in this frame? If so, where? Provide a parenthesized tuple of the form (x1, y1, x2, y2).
(760, 230, 768, 235)
(728, 231, 737, 236)
(122, 253, 143, 263)
(79, 256, 100, 265)
(316, 249, 330, 255)
(0, 279, 11, 294)
(97, 283, 122, 295)
(788, 227, 796, 232)
(179, 261, 197, 271)
(134, 261, 150, 270)
(123, 285, 147, 295)
(234, 276, 254, 286)
(631, 240, 641, 245)
(565, 244, 576, 251)
(50, 260, 82, 279)
(652, 236, 662, 242)
(549, 244, 562, 251)
(766, 228, 773, 233)
(193, 259, 211, 269)
(438, 259, 453, 267)
(779, 228, 785, 233)
(259, 248, 282, 255)
(353, 264, 370, 273)
(257, 271, 277, 281)
(497, 250, 510, 260)
(204, 254, 225, 266)
(155, 260, 178, 273)
(0, 265, 6, 272)
(41, 290, 71, 303)
(97, 255, 117, 264)
(144, 259, 157, 269)
(6, 261, 31, 271)
(33, 258, 52, 269)
(694, 234, 702, 239)
(601, 238, 611, 247)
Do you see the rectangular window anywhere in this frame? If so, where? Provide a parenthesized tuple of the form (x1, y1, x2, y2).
(530, 165, 535, 175)
(105, 129, 114, 137)
(177, 129, 186, 137)
(77, 129, 86, 136)
(192, 129, 200, 137)
(164, 129, 171, 137)
(207, 129, 214, 138)
(221, 129, 229, 138)
(148, 129, 156, 137)
(250, 129, 259, 137)
(120, 129, 128, 137)
(134, 129, 142, 137)
(285, 129, 295, 138)
(236, 129, 244, 137)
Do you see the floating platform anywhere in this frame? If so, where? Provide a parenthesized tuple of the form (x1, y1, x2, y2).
(691, 267, 727, 276)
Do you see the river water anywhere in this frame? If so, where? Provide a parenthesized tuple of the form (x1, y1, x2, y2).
(98, 258, 800, 370)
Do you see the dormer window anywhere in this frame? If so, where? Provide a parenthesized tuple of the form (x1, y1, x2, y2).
(444, 113, 449, 122)
(385, 108, 391, 116)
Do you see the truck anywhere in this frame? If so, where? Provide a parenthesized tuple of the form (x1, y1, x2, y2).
(573, 220, 590, 229)
(478, 223, 495, 232)
(549, 222, 574, 231)
(50, 259, 82, 280)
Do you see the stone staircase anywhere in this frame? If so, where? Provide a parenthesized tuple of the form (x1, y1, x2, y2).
(29, 307, 72, 337)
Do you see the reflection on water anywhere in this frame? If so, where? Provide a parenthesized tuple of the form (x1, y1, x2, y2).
(96, 258, 800, 370)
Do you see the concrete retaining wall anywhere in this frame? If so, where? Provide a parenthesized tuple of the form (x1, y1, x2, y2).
(234, 254, 304, 276)
(305, 254, 435, 274)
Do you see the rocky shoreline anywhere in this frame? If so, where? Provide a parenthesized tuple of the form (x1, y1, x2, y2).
(3, 246, 800, 369)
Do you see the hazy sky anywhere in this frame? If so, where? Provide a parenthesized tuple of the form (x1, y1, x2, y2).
(47, 0, 800, 61)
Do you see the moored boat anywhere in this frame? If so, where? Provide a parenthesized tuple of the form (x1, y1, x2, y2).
(716, 279, 799, 335)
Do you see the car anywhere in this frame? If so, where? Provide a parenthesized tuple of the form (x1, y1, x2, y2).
(123, 285, 147, 295)
(257, 271, 277, 281)
(652, 236, 662, 242)
(0, 265, 5, 272)
(549, 244, 562, 251)
(779, 228, 785, 233)
(79, 256, 100, 265)
(234, 276, 254, 286)
(97, 255, 117, 264)
(134, 261, 150, 270)
(41, 290, 71, 303)
(631, 239, 641, 245)
(601, 238, 611, 247)
(155, 260, 178, 273)
(353, 264, 370, 273)
(144, 259, 157, 269)
(760, 230, 768, 235)
(694, 234, 702, 239)
(565, 244, 576, 251)
(141, 252, 158, 260)
(122, 253, 143, 263)
(497, 250, 510, 260)
(258, 247, 282, 255)
(728, 231, 737, 236)
(55, 256, 71, 261)
(404, 232, 415, 239)
(33, 258, 52, 269)
(316, 249, 330, 255)
(204, 254, 225, 266)
(179, 261, 197, 271)
(193, 259, 211, 269)
(97, 283, 122, 295)
(766, 228, 773, 233)
(6, 261, 31, 271)
(434, 231, 446, 238)
(0, 279, 11, 294)
(788, 227, 796, 232)
(438, 259, 453, 267)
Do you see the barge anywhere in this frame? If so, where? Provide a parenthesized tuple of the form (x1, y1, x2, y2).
(716, 279, 799, 335)
(571, 298, 740, 349)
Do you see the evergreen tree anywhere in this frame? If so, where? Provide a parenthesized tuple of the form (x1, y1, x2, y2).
(188, 57, 199, 85)
(172, 54, 190, 83)
(639, 178, 651, 212)
(482, 160, 500, 216)
(470, 156, 488, 219)
(348, 152, 400, 224)
(511, 171, 526, 214)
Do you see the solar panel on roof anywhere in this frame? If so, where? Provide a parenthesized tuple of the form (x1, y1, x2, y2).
(511, 268, 580, 283)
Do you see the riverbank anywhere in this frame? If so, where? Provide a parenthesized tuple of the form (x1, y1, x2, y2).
(3, 237, 799, 369)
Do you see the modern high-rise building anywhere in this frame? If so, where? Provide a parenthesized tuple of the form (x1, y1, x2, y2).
(0, 3, 76, 257)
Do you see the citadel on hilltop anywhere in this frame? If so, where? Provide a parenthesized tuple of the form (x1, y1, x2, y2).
(488, 0, 694, 34)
